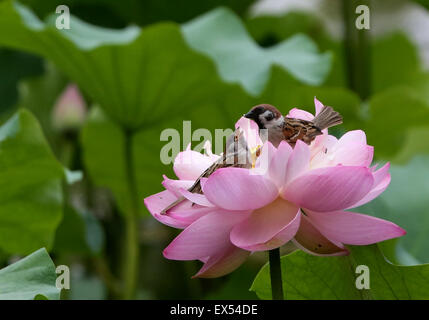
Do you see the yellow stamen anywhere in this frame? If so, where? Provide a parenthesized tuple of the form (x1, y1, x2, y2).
(250, 145, 262, 168)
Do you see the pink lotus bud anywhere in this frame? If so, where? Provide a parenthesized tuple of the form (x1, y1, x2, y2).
(52, 84, 87, 131)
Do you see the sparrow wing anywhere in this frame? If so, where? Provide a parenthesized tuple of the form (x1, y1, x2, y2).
(188, 151, 250, 194)
(160, 128, 251, 214)
(282, 118, 323, 147)
(188, 127, 252, 193)
(282, 105, 342, 147)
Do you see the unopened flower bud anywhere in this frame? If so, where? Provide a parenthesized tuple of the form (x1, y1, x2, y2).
(52, 84, 87, 132)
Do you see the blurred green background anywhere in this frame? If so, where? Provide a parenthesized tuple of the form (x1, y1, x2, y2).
(0, 0, 429, 299)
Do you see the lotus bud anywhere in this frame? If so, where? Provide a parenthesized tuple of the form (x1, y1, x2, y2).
(52, 84, 87, 132)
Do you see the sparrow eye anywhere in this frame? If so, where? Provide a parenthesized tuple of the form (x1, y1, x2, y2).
(265, 113, 274, 121)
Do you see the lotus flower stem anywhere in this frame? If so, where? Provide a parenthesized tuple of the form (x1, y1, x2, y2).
(342, 0, 372, 100)
(122, 129, 140, 299)
(269, 248, 284, 300)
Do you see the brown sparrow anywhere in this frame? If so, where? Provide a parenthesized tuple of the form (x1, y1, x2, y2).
(160, 103, 343, 214)
(243, 103, 342, 147)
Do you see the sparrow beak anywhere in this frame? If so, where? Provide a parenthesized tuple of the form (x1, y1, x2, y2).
(244, 110, 257, 121)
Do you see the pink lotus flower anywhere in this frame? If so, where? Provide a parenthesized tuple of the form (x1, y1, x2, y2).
(144, 98, 406, 278)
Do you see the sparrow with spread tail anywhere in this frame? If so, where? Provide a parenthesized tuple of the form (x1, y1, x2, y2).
(160, 103, 343, 214)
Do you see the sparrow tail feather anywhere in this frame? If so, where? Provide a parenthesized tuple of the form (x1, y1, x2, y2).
(312, 105, 343, 130)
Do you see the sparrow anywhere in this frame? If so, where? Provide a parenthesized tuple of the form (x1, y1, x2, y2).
(243, 103, 342, 147)
(160, 103, 342, 214)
